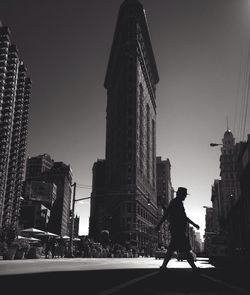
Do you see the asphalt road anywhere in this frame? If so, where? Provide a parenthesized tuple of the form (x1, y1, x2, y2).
(0, 257, 249, 295)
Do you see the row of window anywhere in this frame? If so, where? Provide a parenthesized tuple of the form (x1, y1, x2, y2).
(121, 217, 154, 232)
(122, 201, 156, 225)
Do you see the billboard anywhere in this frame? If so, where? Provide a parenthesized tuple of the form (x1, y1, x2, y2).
(26, 181, 57, 205)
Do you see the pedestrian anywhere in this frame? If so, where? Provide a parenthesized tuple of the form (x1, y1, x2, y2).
(50, 237, 56, 258)
(45, 238, 51, 259)
(155, 187, 200, 273)
(59, 236, 65, 258)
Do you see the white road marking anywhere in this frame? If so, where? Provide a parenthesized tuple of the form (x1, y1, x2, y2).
(97, 271, 159, 295)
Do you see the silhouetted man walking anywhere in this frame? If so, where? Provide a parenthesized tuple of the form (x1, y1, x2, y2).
(155, 187, 200, 273)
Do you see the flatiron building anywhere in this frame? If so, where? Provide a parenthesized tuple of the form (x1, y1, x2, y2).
(90, 0, 159, 250)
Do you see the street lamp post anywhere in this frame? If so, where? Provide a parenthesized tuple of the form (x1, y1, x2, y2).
(69, 182, 91, 257)
(69, 182, 76, 257)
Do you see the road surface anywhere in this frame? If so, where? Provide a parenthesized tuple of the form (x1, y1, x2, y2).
(0, 257, 249, 294)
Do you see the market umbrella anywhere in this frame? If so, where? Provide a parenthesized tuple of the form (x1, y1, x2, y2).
(16, 235, 28, 240)
(20, 228, 45, 234)
(73, 238, 81, 241)
(20, 228, 46, 238)
(36, 231, 59, 237)
(27, 237, 41, 243)
(56, 235, 70, 240)
(27, 237, 41, 241)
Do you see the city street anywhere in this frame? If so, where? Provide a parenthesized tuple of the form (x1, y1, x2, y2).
(0, 2, 250, 295)
(0, 257, 250, 294)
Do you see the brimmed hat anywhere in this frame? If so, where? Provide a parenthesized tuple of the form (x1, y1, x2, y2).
(176, 187, 189, 195)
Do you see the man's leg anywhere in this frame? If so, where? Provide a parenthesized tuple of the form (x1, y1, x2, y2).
(161, 248, 174, 269)
(185, 251, 199, 271)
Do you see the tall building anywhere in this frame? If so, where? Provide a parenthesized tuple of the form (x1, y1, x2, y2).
(19, 201, 51, 231)
(156, 156, 174, 247)
(25, 155, 73, 236)
(203, 207, 216, 256)
(46, 162, 72, 236)
(194, 231, 203, 254)
(25, 153, 54, 180)
(24, 154, 56, 209)
(0, 25, 32, 228)
(227, 134, 250, 258)
(90, 0, 159, 249)
(205, 129, 242, 259)
(89, 159, 106, 239)
(156, 157, 173, 207)
(219, 129, 240, 220)
(211, 179, 222, 231)
(68, 211, 80, 238)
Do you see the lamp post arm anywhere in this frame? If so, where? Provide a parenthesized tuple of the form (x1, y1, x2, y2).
(210, 143, 223, 147)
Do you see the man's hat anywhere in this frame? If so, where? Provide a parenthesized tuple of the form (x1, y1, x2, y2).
(176, 187, 189, 195)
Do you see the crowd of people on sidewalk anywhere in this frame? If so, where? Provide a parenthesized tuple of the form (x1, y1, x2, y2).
(42, 236, 151, 259)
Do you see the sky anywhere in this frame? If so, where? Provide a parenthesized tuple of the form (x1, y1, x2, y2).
(1, 0, 250, 238)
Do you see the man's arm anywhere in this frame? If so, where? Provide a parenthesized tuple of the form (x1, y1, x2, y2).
(186, 217, 200, 230)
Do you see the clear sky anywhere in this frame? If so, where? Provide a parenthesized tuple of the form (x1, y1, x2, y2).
(1, 0, 250, 238)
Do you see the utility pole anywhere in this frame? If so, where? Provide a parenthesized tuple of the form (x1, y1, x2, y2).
(69, 182, 76, 257)
(68, 182, 91, 258)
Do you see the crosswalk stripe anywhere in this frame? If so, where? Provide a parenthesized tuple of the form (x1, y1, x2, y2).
(97, 271, 159, 295)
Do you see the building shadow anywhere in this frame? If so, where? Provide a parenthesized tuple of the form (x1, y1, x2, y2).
(0, 266, 222, 295)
